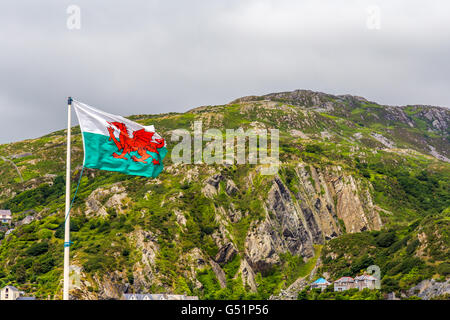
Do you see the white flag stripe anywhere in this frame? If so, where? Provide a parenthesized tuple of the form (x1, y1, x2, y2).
(72, 100, 161, 140)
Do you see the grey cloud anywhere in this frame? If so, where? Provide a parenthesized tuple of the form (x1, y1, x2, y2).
(0, 0, 449, 143)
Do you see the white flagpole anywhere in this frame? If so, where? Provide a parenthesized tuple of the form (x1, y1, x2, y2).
(63, 97, 72, 300)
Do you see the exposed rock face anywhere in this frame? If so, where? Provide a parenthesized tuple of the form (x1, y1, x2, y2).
(244, 164, 381, 274)
(215, 243, 238, 265)
(174, 209, 187, 226)
(371, 133, 395, 148)
(15, 215, 35, 227)
(95, 272, 129, 300)
(71, 270, 129, 300)
(237, 258, 257, 292)
(129, 229, 160, 292)
(225, 179, 239, 196)
(202, 174, 224, 198)
(245, 175, 314, 273)
(333, 174, 382, 233)
(132, 229, 158, 269)
(266, 177, 314, 258)
(85, 183, 127, 217)
(210, 260, 227, 289)
(407, 279, 450, 300)
(413, 106, 449, 133)
(227, 204, 242, 223)
(269, 277, 308, 300)
(245, 219, 283, 272)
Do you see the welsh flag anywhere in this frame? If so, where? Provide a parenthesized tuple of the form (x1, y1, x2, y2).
(73, 100, 167, 178)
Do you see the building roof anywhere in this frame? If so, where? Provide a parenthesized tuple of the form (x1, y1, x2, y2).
(312, 278, 330, 285)
(16, 297, 36, 300)
(2, 285, 19, 291)
(335, 276, 355, 283)
(0, 210, 12, 216)
(123, 294, 199, 300)
(355, 275, 377, 281)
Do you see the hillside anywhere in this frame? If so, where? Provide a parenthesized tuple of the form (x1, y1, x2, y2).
(0, 89, 449, 300)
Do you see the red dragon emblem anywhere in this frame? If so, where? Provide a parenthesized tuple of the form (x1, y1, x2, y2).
(107, 122, 165, 165)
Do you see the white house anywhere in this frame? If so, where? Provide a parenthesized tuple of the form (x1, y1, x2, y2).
(0, 286, 21, 300)
(0, 210, 12, 225)
(354, 275, 377, 290)
(334, 276, 355, 291)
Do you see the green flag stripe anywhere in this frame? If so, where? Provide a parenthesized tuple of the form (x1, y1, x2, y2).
(82, 132, 167, 178)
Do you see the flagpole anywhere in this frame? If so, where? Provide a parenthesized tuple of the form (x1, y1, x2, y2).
(63, 97, 72, 300)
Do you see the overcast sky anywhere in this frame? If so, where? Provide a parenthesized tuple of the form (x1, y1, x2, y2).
(0, 0, 449, 144)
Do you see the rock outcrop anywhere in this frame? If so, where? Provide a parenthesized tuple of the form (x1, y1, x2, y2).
(407, 279, 450, 300)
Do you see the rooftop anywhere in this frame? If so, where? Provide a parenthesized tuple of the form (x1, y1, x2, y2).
(123, 294, 199, 300)
(2, 285, 19, 291)
(335, 277, 355, 283)
(355, 275, 377, 281)
(0, 210, 12, 216)
(312, 278, 330, 285)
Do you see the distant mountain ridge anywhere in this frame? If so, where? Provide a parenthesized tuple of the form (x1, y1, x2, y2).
(230, 89, 449, 162)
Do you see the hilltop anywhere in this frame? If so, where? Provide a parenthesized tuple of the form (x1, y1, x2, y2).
(0, 89, 448, 300)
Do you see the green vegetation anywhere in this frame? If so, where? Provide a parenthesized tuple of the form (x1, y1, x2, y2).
(0, 91, 448, 300)
(298, 287, 383, 300)
(320, 216, 449, 295)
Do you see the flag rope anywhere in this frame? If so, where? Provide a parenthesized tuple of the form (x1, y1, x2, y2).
(63, 165, 84, 247)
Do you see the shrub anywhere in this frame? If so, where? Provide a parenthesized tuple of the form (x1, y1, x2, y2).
(437, 262, 450, 276)
(37, 228, 53, 240)
(406, 239, 420, 255)
(376, 232, 397, 248)
(305, 144, 323, 154)
(26, 242, 49, 256)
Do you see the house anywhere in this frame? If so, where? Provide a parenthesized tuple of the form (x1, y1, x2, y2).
(0, 210, 12, 226)
(123, 293, 199, 300)
(0, 286, 35, 300)
(310, 278, 331, 291)
(354, 275, 377, 290)
(0, 286, 21, 300)
(334, 277, 355, 292)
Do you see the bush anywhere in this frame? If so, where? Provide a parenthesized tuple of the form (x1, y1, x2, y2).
(406, 239, 420, 255)
(305, 144, 323, 154)
(54, 225, 64, 239)
(382, 277, 399, 293)
(26, 242, 49, 256)
(376, 232, 397, 248)
(83, 255, 113, 273)
(437, 262, 450, 276)
(37, 228, 53, 240)
(351, 255, 374, 275)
